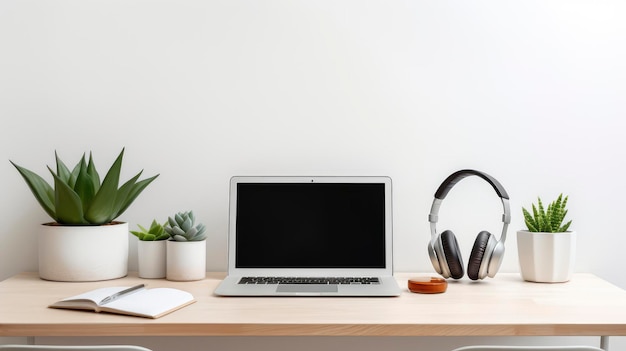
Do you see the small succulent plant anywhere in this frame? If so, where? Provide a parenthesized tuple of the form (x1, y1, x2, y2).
(164, 211, 207, 241)
(10, 148, 158, 225)
(522, 193, 572, 233)
(130, 220, 170, 241)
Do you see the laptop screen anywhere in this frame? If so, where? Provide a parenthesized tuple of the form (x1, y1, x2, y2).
(235, 182, 386, 269)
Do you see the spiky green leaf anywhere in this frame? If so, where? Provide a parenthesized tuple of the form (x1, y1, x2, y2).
(10, 161, 56, 219)
(49, 166, 87, 224)
(114, 173, 158, 219)
(55, 151, 74, 184)
(83, 149, 124, 224)
(86, 152, 100, 193)
(559, 220, 572, 232)
(72, 156, 96, 214)
(522, 194, 573, 233)
(522, 207, 538, 232)
(109, 171, 142, 222)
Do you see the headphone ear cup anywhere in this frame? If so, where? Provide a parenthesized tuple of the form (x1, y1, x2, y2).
(467, 231, 493, 280)
(441, 230, 464, 279)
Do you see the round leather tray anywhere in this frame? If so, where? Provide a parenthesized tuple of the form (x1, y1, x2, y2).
(407, 277, 448, 294)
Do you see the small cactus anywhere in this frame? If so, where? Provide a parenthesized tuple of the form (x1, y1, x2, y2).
(522, 194, 572, 233)
(130, 220, 170, 241)
(165, 211, 207, 241)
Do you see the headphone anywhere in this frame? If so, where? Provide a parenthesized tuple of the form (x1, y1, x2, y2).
(428, 169, 511, 280)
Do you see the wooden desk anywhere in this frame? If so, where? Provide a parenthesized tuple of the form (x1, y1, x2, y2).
(1, 272, 626, 340)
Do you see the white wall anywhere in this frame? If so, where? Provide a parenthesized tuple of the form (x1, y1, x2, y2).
(1, 0, 625, 350)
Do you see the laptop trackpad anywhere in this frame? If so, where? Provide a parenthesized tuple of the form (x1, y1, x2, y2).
(276, 284, 338, 293)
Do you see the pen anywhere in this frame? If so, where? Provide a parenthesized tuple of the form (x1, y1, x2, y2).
(99, 284, 145, 305)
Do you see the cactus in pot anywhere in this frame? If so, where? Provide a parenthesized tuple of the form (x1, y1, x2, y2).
(518, 193, 575, 282)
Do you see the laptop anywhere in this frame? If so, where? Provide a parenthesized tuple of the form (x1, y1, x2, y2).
(214, 176, 401, 296)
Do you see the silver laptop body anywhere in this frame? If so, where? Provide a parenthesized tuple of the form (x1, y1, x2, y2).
(214, 176, 401, 297)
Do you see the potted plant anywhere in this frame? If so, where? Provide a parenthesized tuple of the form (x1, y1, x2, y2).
(10, 148, 158, 282)
(164, 211, 207, 281)
(131, 220, 170, 278)
(517, 194, 575, 283)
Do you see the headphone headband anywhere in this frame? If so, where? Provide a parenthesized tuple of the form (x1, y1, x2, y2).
(434, 169, 509, 200)
(429, 169, 511, 238)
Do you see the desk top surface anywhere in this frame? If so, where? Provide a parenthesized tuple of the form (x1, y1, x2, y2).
(1, 272, 626, 337)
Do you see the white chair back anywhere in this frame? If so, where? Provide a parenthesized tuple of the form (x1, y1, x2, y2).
(0, 346, 152, 351)
(452, 346, 604, 351)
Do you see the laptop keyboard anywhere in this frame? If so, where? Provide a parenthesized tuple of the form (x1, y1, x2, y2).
(238, 277, 380, 285)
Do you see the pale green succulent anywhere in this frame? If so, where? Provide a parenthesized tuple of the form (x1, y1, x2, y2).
(165, 211, 207, 241)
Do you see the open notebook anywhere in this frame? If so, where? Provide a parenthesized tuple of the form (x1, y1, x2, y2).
(49, 285, 195, 318)
(214, 176, 401, 296)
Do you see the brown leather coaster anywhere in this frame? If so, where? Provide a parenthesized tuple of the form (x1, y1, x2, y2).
(408, 277, 448, 294)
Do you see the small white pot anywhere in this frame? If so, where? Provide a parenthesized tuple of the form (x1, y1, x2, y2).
(166, 240, 206, 281)
(517, 230, 576, 283)
(39, 222, 129, 282)
(137, 240, 167, 279)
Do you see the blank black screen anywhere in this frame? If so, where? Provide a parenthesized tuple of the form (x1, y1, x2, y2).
(235, 183, 386, 268)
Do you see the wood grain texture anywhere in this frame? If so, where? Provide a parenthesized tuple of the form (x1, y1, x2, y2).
(1, 272, 626, 337)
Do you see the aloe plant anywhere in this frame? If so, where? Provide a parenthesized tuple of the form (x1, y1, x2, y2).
(522, 194, 572, 233)
(165, 211, 207, 241)
(10, 148, 159, 225)
(131, 220, 170, 241)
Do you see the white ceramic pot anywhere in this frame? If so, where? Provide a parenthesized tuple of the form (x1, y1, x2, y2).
(137, 240, 167, 279)
(166, 240, 206, 281)
(38, 222, 129, 281)
(517, 230, 576, 283)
